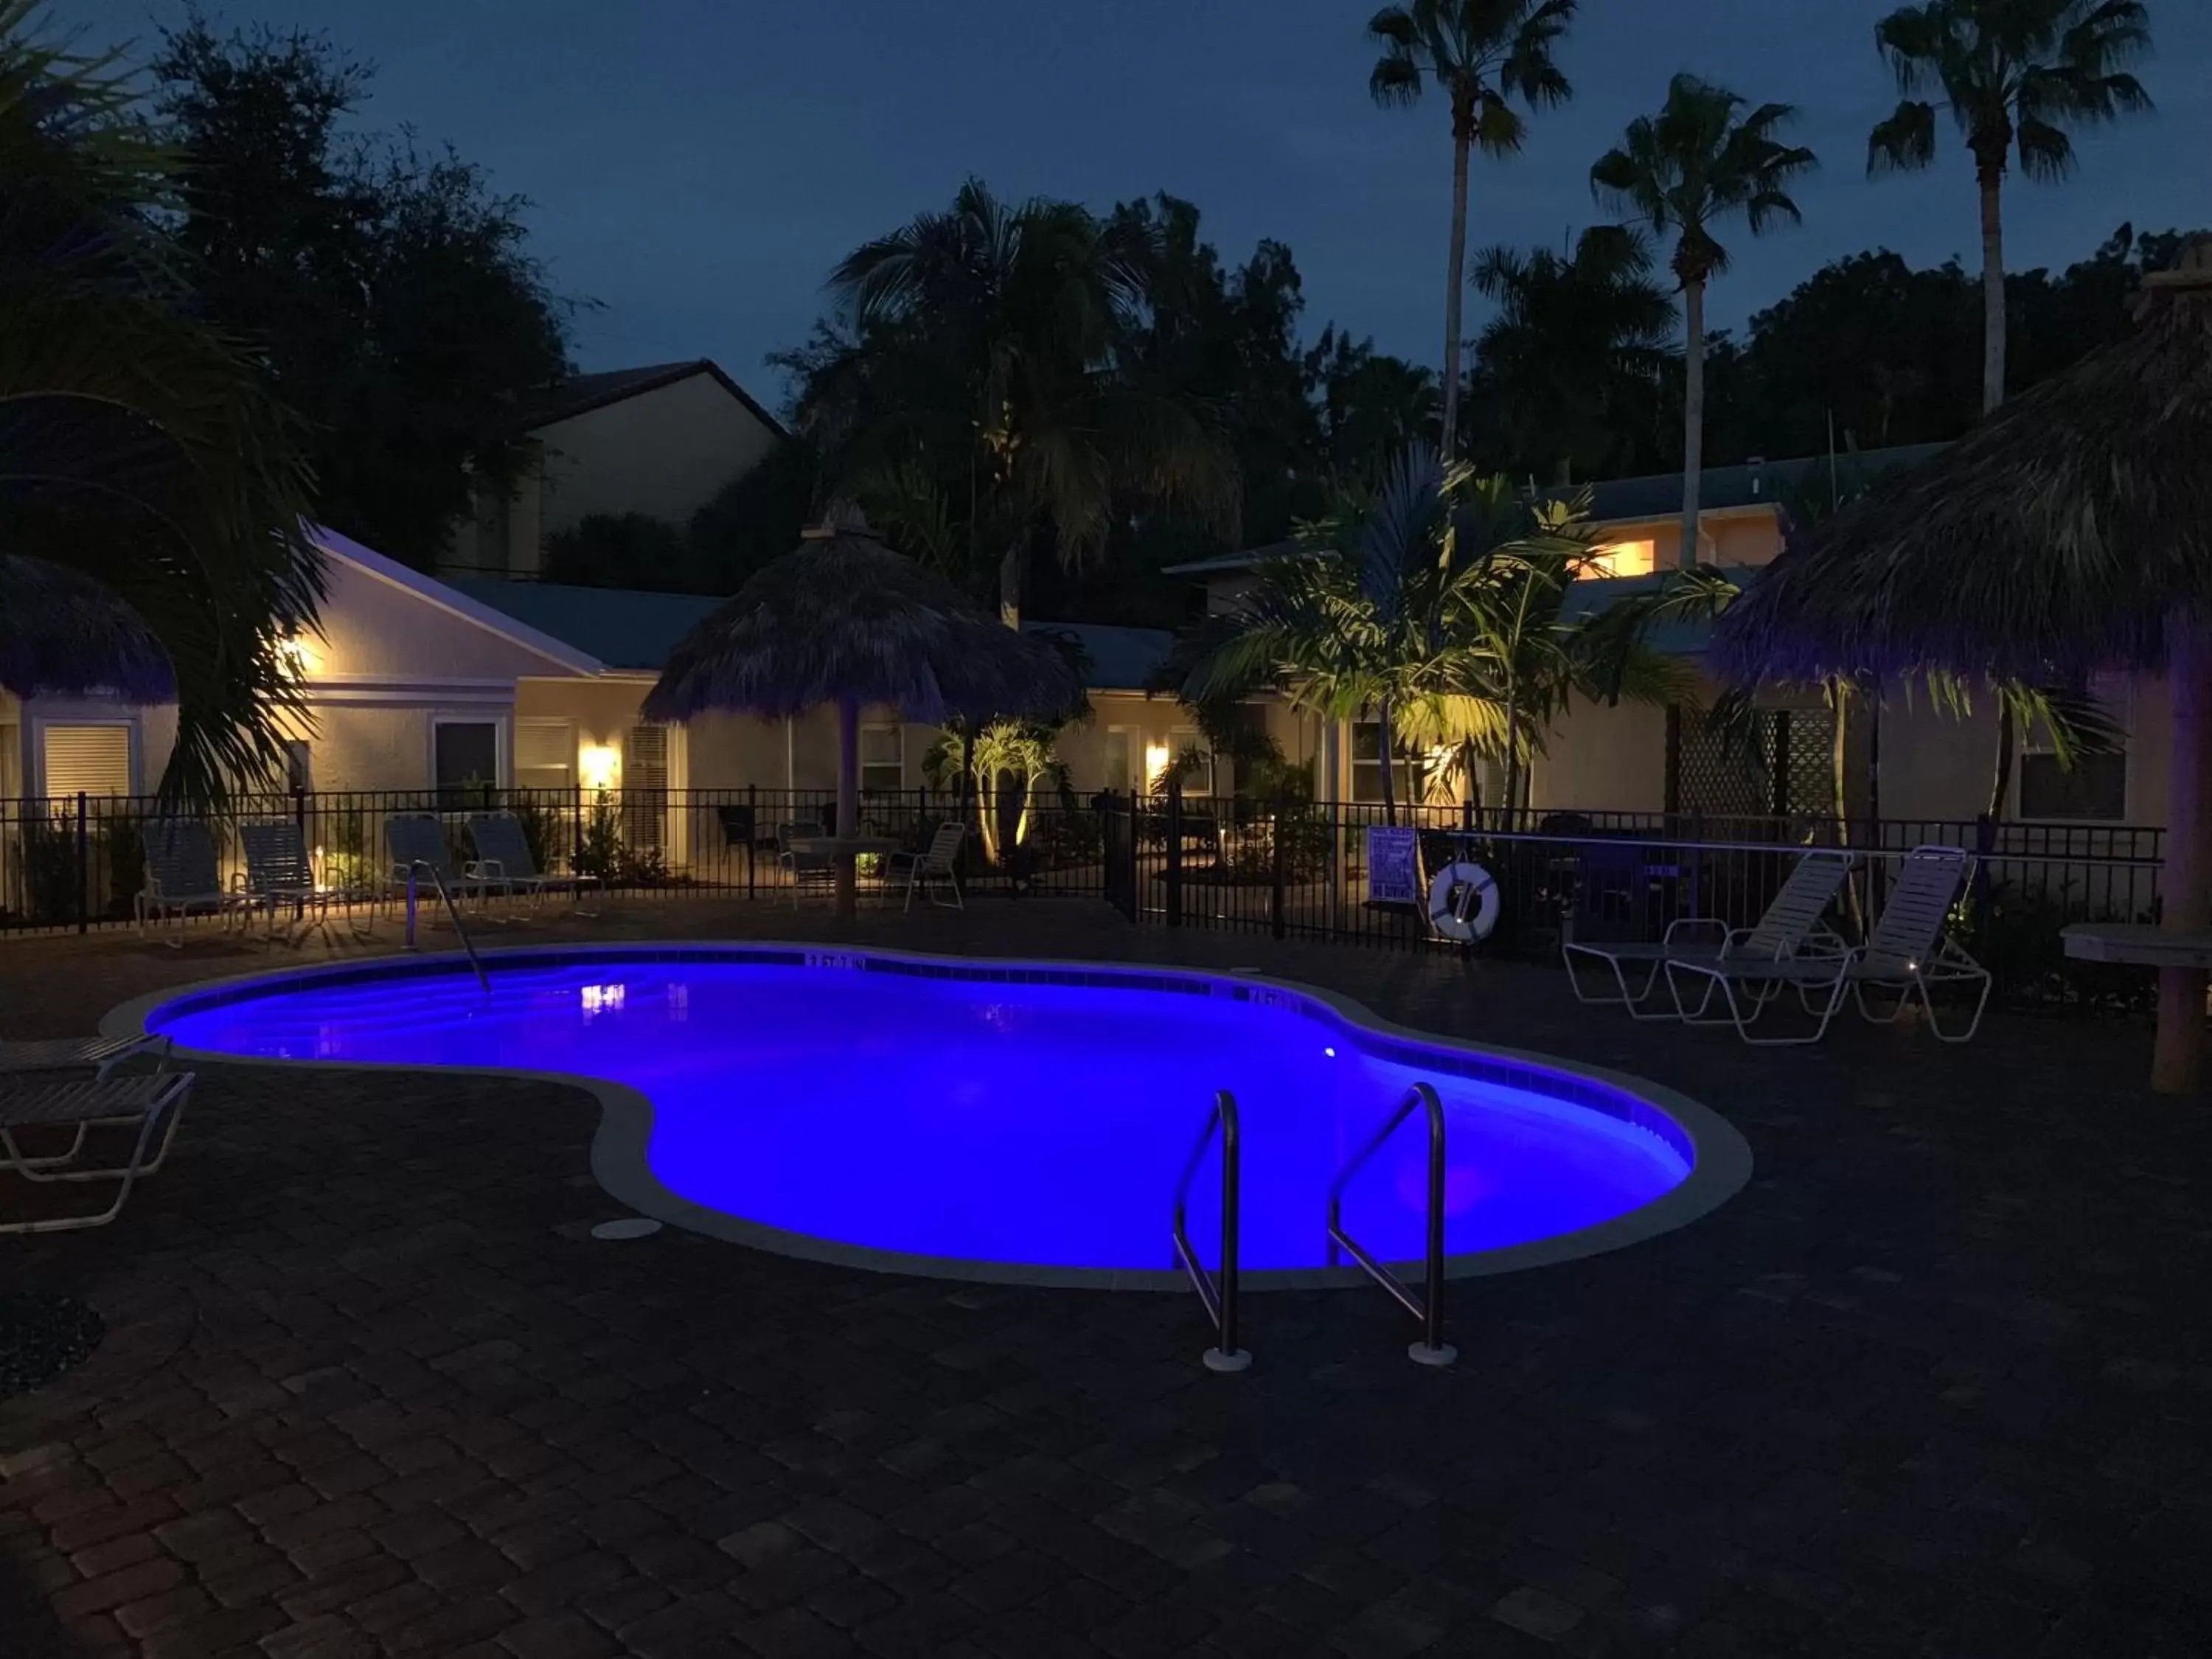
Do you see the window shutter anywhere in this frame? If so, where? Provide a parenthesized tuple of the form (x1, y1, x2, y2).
(515, 722, 574, 777)
(42, 726, 131, 799)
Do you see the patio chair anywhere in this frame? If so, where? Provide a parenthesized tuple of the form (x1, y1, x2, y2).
(384, 813, 493, 907)
(776, 820, 835, 908)
(1564, 851, 1853, 1020)
(466, 812, 598, 911)
(0, 1070, 195, 1234)
(136, 819, 243, 945)
(1663, 845, 1989, 1046)
(889, 822, 967, 912)
(240, 819, 374, 941)
(0, 1034, 160, 1079)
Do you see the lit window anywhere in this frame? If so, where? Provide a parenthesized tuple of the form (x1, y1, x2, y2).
(1582, 539, 1657, 580)
(41, 724, 131, 800)
(515, 720, 575, 793)
(1351, 722, 1422, 804)
(860, 724, 903, 794)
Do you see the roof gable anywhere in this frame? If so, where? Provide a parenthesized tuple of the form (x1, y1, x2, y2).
(511, 360, 788, 439)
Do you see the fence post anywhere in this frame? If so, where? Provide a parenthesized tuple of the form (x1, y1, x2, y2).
(1270, 796, 1287, 940)
(1165, 782, 1183, 928)
(74, 791, 88, 934)
(746, 784, 758, 898)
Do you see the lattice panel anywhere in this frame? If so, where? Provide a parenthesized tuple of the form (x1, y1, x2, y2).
(1673, 709, 1834, 820)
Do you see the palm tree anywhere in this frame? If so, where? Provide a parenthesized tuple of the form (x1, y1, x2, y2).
(1868, 0, 2153, 419)
(1366, 0, 1577, 461)
(1469, 224, 1678, 483)
(1175, 446, 1699, 825)
(1592, 75, 1817, 570)
(796, 180, 1236, 630)
(0, 2, 324, 804)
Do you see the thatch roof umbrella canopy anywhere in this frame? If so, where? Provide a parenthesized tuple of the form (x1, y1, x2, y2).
(645, 513, 1079, 917)
(0, 553, 173, 704)
(1711, 243, 2212, 1092)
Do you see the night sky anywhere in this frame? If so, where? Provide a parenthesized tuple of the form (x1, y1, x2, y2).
(81, 0, 2212, 412)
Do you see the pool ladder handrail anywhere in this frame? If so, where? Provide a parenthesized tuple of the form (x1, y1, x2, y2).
(406, 860, 490, 994)
(1172, 1089, 1250, 1372)
(1326, 1081, 1457, 1367)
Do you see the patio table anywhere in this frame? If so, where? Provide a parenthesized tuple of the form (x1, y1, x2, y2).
(2061, 922, 2212, 968)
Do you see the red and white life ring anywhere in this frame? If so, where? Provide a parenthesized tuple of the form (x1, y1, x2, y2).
(1427, 861, 1499, 942)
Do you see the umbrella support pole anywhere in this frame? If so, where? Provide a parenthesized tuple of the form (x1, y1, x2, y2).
(2154, 613, 2212, 1095)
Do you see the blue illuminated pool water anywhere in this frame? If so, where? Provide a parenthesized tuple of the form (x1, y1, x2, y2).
(144, 950, 1716, 1279)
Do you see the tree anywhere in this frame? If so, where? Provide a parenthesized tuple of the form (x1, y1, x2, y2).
(1366, 0, 1576, 460)
(785, 180, 1236, 629)
(1304, 327, 1441, 484)
(153, 17, 574, 566)
(1592, 74, 1817, 568)
(1466, 224, 1678, 484)
(1175, 446, 1698, 824)
(1868, 0, 2153, 418)
(0, 1, 323, 803)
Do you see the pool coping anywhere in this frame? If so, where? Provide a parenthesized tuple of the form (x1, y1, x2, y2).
(105, 941, 1754, 1293)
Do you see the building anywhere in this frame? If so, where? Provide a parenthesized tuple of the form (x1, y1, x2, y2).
(444, 361, 787, 579)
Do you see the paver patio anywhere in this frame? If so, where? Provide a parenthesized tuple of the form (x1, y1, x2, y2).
(0, 896, 2206, 1658)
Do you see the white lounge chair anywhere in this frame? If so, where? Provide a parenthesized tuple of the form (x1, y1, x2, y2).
(1564, 851, 1853, 1019)
(384, 813, 494, 908)
(0, 1034, 159, 1078)
(240, 820, 373, 941)
(0, 1071, 195, 1233)
(465, 812, 597, 911)
(136, 820, 245, 945)
(776, 821, 834, 908)
(890, 822, 967, 912)
(1664, 845, 1989, 1046)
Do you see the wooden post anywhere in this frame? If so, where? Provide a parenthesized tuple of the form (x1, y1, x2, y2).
(834, 696, 860, 920)
(2153, 613, 2212, 1093)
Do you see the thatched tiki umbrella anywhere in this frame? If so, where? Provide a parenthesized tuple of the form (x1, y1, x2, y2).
(0, 554, 173, 703)
(1714, 239, 2212, 1091)
(646, 512, 1079, 919)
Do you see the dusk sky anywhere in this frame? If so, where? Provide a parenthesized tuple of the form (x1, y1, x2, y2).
(83, 0, 2211, 414)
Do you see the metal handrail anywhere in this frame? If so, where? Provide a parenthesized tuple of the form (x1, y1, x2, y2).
(1326, 1082, 1456, 1367)
(1172, 1090, 1249, 1373)
(406, 860, 490, 993)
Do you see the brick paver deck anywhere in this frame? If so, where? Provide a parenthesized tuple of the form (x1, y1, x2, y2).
(1, 897, 2206, 1658)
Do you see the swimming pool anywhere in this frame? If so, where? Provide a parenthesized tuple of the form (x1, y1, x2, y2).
(125, 945, 1749, 1287)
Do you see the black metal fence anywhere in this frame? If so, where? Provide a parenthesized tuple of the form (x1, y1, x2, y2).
(0, 785, 2165, 1009)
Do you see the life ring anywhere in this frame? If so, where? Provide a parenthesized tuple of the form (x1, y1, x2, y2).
(1427, 861, 1499, 942)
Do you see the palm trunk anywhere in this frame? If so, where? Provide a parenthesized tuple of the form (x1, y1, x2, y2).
(1679, 275, 1707, 569)
(1977, 165, 2007, 417)
(999, 538, 1023, 630)
(1377, 696, 1397, 827)
(834, 693, 860, 919)
(1985, 705, 2015, 822)
(1502, 689, 1522, 832)
(1439, 131, 1470, 459)
(2153, 612, 2212, 1093)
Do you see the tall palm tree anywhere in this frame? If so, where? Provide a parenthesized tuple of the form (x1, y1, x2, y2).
(1366, 0, 1577, 462)
(796, 180, 1235, 630)
(1592, 76, 1817, 570)
(0, 2, 324, 804)
(1867, 0, 2152, 818)
(1868, 0, 2153, 419)
(1469, 223, 1677, 483)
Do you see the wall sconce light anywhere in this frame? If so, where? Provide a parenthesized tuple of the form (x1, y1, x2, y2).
(578, 743, 620, 792)
(279, 635, 322, 677)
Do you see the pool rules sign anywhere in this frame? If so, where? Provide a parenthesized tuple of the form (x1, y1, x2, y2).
(1366, 825, 1420, 907)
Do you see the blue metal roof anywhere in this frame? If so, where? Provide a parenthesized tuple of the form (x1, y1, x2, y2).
(445, 579, 1175, 690)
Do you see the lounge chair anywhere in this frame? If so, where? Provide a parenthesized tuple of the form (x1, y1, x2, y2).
(1564, 851, 1853, 1019)
(384, 813, 493, 907)
(0, 1071, 195, 1234)
(888, 821, 967, 911)
(466, 812, 597, 911)
(776, 821, 834, 907)
(1663, 845, 1989, 1046)
(0, 1034, 160, 1079)
(136, 820, 244, 944)
(240, 820, 374, 940)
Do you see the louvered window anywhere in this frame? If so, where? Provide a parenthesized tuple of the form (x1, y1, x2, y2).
(42, 725, 131, 801)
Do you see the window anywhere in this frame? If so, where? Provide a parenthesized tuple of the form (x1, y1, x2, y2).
(283, 740, 313, 793)
(860, 724, 904, 794)
(41, 724, 131, 799)
(622, 724, 671, 855)
(1168, 728, 1212, 797)
(515, 720, 576, 793)
(1582, 538, 1658, 580)
(2020, 679, 2129, 821)
(1351, 721, 1420, 804)
(433, 720, 501, 803)
(1103, 726, 1135, 794)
